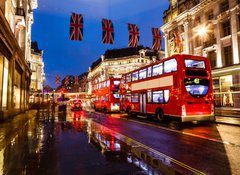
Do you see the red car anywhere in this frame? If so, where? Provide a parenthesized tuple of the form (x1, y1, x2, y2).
(71, 100, 82, 111)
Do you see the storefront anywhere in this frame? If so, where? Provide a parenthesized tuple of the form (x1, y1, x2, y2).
(212, 65, 240, 109)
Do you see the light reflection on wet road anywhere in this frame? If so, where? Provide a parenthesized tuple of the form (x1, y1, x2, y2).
(0, 110, 160, 175)
(0, 109, 240, 174)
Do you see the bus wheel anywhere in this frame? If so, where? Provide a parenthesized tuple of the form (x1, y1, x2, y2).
(156, 109, 164, 122)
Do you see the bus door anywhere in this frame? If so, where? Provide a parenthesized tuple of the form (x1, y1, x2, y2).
(139, 93, 147, 113)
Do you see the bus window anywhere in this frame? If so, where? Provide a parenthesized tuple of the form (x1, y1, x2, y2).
(164, 90, 170, 103)
(153, 91, 163, 103)
(185, 59, 205, 69)
(147, 91, 152, 103)
(147, 67, 152, 77)
(113, 80, 120, 89)
(132, 93, 139, 103)
(126, 74, 131, 83)
(107, 80, 110, 87)
(184, 78, 209, 97)
(132, 72, 139, 81)
(139, 69, 147, 79)
(152, 63, 163, 76)
(113, 90, 120, 99)
(164, 59, 177, 73)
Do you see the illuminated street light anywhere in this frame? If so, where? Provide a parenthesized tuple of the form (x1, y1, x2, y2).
(198, 26, 207, 37)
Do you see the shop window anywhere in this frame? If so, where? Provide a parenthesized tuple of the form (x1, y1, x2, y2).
(2, 58, 9, 108)
(223, 46, 233, 66)
(220, 75, 233, 107)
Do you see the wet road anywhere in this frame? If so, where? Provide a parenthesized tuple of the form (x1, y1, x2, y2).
(88, 111, 240, 175)
(0, 109, 240, 175)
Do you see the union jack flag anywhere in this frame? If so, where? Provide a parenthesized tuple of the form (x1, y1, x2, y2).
(152, 28, 162, 50)
(56, 75, 60, 84)
(102, 18, 114, 44)
(75, 76, 78, 85)
(65, 76, 69, 85)
(70, 13, 83, 41)
(128, 23, 139, 47)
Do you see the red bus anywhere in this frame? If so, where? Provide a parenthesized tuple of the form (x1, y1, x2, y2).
(120, 54, 215, 122)
(92, 78, 120, 112)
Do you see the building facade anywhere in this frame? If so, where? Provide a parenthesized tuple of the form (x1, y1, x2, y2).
(88, 46, 163, 95)
(29, 41, 45, 103)
(0, 0, 37, 120)
(161, 0, 240, 109)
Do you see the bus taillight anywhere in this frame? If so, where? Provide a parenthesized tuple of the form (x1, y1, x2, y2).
(182, 104, 186, 117)
(211, 103, 214, 115)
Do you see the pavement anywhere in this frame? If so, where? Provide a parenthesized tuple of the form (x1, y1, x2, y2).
(214, 107, 240, 126)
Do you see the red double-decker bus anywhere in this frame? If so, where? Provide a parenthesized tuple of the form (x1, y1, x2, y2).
(92, 78, 120, 112)
(120, 54, 215, 122)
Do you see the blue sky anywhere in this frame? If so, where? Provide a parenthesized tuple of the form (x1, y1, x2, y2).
(32, 0, 170, 88)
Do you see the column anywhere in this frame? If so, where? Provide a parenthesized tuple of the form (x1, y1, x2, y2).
(231, 9, 239, 64)
(183, 21, 190, 54)
(215, 21, 222, 67)
(164, 33, 169, 58)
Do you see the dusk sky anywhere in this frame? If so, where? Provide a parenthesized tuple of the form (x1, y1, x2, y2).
(32, 0, 170, 88)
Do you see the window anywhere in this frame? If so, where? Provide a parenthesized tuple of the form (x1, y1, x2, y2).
(220, 1, 229, 13)
(164, 90, 170, 103)
(164, 59, 177, 73)
(132, 72, 138, 81)
(126, 74, 131, 83)
(139, 69, 147, 79)
(147, 91, 152, 103)
(2, 58, 9, 108)
(153, 91, 164, 103)
(147, 67, 152, 77)
(207, 51, 216, 68)
(131, 93, 139, 103)
(185, 59, 206, 69)
(107, 80, 110, 87)
(223, 46, 233, 66)
(152, 63, 163, 76)
(222, 20, 231, 37)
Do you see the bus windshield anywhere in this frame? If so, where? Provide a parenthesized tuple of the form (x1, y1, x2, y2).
(184, 78, 209, 98)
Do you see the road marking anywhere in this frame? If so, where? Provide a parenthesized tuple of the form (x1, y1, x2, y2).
(86, 111, 239, 147)
(121, 116, 240, 147)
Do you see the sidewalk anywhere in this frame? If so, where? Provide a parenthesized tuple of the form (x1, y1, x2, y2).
(215, 107, 240, 126)
(0, 110, 37, 150)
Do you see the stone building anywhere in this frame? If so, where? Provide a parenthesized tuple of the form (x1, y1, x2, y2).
(87, 46, 163, 95)
(0, 0, 37, 120)
(161, 0, 240, 108)
(29, 41, 45, 103)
